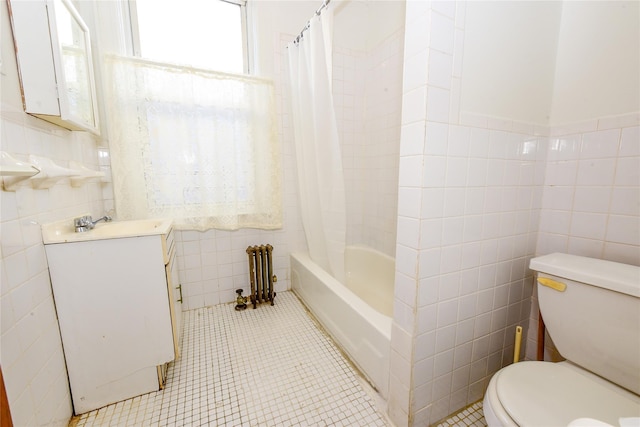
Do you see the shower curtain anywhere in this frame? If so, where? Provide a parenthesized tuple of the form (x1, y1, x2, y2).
(287, 8, 346, 283)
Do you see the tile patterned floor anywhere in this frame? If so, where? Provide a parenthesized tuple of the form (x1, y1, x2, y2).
(435, 401, 487, 427)
(69, 291, 388, 427)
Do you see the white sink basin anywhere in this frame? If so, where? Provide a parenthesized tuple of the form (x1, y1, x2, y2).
(42, 217, 173, 244)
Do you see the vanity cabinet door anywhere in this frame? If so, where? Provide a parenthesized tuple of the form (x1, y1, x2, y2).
(44, 235, 175, 413)
(165, 244, 183, 359)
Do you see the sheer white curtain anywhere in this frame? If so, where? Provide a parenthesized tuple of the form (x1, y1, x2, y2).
(287, 9, 347, 282)
(104, 55, 282, 231)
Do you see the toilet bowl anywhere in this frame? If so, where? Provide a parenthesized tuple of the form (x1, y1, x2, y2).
(483, 253, 640, 427)
(483, 361, 640, 426)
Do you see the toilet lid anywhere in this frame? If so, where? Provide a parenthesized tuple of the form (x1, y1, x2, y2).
(496, 361, 640, 427)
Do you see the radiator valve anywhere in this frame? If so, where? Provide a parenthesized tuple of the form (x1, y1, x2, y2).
(235, 288, 248, 311)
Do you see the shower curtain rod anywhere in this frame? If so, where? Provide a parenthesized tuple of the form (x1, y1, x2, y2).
(292, 0, 332, 44)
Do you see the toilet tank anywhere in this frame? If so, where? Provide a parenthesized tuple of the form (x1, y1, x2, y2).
(530, 253, 640, 396)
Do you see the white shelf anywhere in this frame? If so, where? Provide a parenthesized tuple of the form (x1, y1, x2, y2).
(69, 161, 105, 187)
(0, 151, 40, 177)
(28, 155, 82, 189)
(2, 152, 106, 191)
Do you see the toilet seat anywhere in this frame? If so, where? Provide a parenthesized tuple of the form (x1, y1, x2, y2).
(488, 361, 640, 426)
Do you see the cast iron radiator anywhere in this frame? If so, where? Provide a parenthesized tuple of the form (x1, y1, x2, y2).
(246, 244, 277, 308)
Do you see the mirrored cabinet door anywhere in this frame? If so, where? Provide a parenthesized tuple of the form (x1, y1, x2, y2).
(8, 0, 99, 134)
(52, 0, 97, 129)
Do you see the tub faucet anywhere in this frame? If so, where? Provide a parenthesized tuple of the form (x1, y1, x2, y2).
(74, 215, 112, 232)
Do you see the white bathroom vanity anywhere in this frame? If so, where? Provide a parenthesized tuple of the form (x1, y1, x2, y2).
(42, 218, 182, 414)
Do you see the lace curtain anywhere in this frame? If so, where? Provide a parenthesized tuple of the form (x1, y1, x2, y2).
(104, 55, 282, 231)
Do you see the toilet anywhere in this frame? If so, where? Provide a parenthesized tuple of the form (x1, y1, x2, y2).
(483, 253, 640, 427)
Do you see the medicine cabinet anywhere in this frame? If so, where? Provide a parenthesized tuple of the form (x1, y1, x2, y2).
(7, 0, 100, 134)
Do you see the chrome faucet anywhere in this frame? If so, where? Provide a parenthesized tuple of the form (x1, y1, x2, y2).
(74, 215, 112, 232)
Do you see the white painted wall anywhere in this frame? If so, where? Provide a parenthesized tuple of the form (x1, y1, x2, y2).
(550, 1, 640, 125)
(333, 0, 406, 52)
(249, 0, 318, 77)
(250, 0, 406, 76)
(459, 1, 639, 128)
(460, 1, 562, 127)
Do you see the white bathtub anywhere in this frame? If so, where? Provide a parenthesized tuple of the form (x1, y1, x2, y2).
(291, 246, 394, 397)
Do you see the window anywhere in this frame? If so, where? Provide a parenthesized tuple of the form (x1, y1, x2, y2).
(143, 99, 255, 209)
(104, 55, 282, 231)
(106, 1, 280, 231)
(130, 0, 248, 74)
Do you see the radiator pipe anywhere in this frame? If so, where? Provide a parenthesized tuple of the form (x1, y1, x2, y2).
(235, 289, 247, 311)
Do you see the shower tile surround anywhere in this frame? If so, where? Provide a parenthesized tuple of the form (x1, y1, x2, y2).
(70, 292, 389, 427)
(333, 29, 404, 258)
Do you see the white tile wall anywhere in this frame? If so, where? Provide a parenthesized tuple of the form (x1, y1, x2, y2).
(175, 227, 300, 310)
(537, 122, 640, 264)
(362, 31, 404, 256)
(410, 123, 546, 424)
(333, 28, 405, 258)
(526, 117, 640, 361)
(333, 45, 367, 250)
(391, 3, 547, 426)
(1, 108, 106, 426)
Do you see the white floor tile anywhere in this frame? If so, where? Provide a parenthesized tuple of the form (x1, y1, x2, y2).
(435, 400, 487, 427)
(70, 291, 388, 427)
